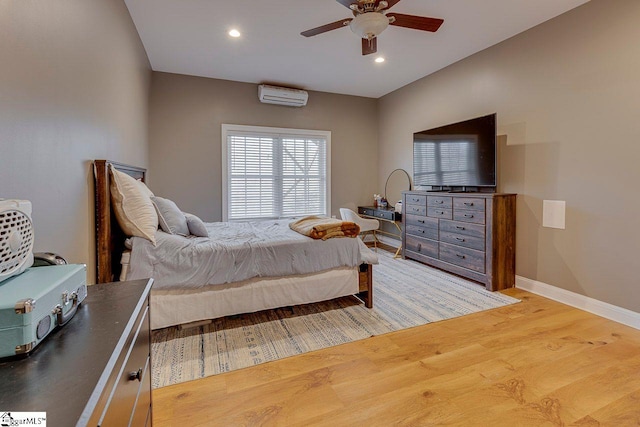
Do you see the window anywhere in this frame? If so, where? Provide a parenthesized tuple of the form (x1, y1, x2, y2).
(222, 124, 331, 221)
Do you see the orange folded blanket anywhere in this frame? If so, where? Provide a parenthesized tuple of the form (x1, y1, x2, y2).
(289, 215, 360, 240)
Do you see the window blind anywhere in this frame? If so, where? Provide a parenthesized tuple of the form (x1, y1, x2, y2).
(224, 126, 329, 221)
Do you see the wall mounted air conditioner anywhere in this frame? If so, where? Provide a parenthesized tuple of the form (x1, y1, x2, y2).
(258, 84, 308, 107)
(0, 199, 34, 283)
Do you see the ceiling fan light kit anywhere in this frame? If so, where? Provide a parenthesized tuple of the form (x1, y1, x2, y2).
(349, 12, 390, 40)
(301, 0, 443, 56)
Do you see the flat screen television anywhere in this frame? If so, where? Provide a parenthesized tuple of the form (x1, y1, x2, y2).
(413, 113, 496, 191)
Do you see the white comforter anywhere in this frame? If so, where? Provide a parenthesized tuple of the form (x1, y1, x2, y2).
(127, 219, 377, 290)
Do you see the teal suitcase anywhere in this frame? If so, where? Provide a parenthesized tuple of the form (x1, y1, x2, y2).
(0, 264, 87, 359)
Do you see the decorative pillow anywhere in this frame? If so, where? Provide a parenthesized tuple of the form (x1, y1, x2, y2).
(136, 178, 154, 199)
(184, 213, 208, 237)
(151, 196, 189, 236)
(109, 165, 158, 244)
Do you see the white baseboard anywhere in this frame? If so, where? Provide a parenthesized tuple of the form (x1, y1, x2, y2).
(516, 276, 640, 330)
(361, 233, 400, 248)
(376, 234, 400, 247)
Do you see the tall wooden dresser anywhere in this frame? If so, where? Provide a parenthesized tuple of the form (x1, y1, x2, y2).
(0, 278, 153, 426)
(402, 191, 516, 291)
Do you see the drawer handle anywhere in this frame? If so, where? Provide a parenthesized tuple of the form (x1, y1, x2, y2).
(455, 237, 465, 242)
(418, 220, 425, 224)
(412, 198, 420, 202)
(455, 226, 465, 230)
(463, 202, 474, 206)
(437, 211, 444, 215)
(464, 214, 474, 218)
(456, 254, 466, 259)
(435, 200, 444, 204)
(128, 368, 143, 382)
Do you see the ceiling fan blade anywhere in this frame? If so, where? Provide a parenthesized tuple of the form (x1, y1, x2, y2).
(336, 0, 355, 9)
(387, 13, 444, 32)
(362, 37, 377, 55)
(301, 18, 352, 37)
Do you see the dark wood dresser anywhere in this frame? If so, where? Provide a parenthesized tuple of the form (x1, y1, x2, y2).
(402, 191, 516, 291)
(0, 278, 153, 426)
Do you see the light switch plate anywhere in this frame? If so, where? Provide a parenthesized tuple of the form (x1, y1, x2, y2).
(543, 200, 566, 229)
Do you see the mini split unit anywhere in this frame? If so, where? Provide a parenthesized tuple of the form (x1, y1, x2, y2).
(258, 84, 308, 107)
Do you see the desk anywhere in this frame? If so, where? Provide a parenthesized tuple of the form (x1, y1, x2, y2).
(358, 206, 402, 258)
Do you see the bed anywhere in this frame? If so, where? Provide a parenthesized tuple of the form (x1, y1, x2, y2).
(93, 160, 375, 329)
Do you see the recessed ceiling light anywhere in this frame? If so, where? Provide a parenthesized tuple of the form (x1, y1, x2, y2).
(228, 29, 241, 38)
(375, 57, 385, 63)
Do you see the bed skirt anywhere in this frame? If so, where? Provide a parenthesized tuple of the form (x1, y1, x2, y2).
(149, 267, 359, 330)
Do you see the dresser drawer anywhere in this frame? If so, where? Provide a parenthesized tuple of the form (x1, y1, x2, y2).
(427, 207, 452, 219)
(427, 196, 452, 209)
(406, 224, 438, 240)
(100, 304, 150, 426)
(405, 194, 427, 206)
(453, 209, 485, 224)
(405, 214, 438, 229)
(440, 219, 485, 239)
(406, 235, 438, 258)
(358, 207, 375, 217)
(130, 356, 152, 427)
(453, 197, 485, 211)
(372, 209, 395, 221)
(439, 242, 485, 273)
(440, 231, 485, 251)
(405, 204, 427, 216)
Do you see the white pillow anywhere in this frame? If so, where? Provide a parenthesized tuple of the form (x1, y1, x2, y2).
(109, 165, 158, 244)
(184, 213, 208, 237)
(151, 197, 189, 236)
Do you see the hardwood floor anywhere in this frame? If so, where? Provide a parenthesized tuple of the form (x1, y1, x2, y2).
(152, 288, 640, 426)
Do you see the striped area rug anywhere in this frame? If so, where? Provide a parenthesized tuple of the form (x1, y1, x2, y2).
(151, 250, 519, 388)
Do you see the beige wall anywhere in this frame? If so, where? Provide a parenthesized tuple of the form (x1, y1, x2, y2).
(379, 0, 640, 311)
(5, 0, 634, 313)
(0, 1, 151, 283)
(148, 73, 378, 221)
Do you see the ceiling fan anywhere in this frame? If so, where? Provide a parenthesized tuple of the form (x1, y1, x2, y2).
(301, 0, 444, 56)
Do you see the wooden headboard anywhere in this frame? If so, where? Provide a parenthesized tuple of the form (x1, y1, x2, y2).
(94, 159, 147, 284)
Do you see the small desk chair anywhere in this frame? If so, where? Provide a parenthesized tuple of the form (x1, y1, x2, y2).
(339, 208, 380, 248)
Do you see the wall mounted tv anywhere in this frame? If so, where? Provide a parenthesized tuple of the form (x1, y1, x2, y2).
(413, 113, 496, 192)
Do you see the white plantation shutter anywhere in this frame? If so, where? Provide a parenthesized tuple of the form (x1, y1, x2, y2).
(222, 125, 330, 221)
(228, 135, 275, 219)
